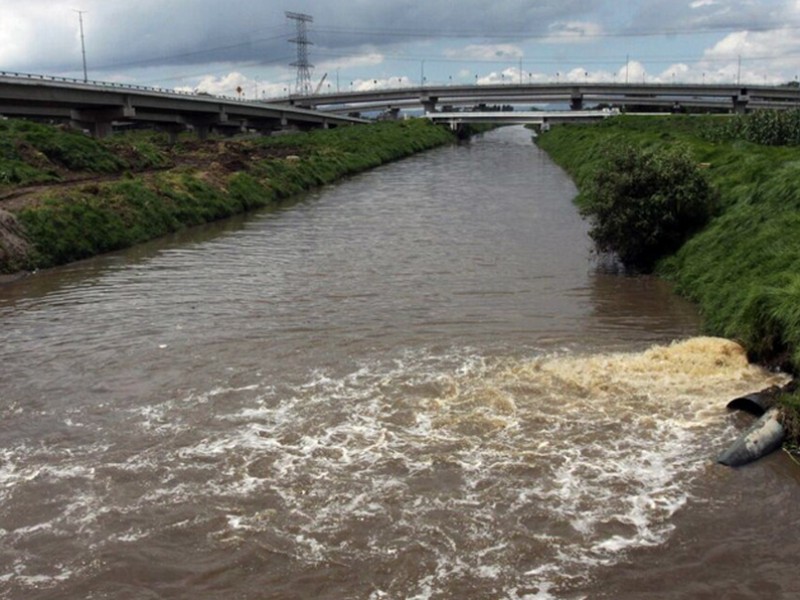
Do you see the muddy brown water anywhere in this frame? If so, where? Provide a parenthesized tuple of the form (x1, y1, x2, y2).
(1, 126, 797, 599)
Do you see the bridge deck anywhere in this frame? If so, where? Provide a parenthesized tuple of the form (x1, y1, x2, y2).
(277, 81, 800, 114)
(0, 72, 367, 138)
(426, 109, 618, 125)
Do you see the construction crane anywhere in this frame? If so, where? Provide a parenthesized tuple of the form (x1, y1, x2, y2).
(313, 73, 328, 95)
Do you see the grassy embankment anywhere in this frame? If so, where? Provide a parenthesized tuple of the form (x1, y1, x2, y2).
(537, 113, 800, 442)
(0, 118, 455, 273)
(536, 115, 800, 375)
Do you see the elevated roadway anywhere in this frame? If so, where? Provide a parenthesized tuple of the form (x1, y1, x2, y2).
(0, 72, 368, 139)
(279, 82, 800, 114)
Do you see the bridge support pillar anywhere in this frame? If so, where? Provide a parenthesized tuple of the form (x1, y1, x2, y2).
(192, 123, 211, 140)
(733, 92, 749, 114)
(158, 123, 186, 144)
(187, 110, 233, 139)
(68, 117, 112, 138)
(570, 93, 583, 111)
(380, 107, 401, 121)
(421, 96, 438, 114)
(70, 106, 136, 138)
(92, 121, 114, 139)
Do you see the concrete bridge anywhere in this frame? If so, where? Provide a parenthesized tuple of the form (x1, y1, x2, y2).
(0, 72, 367, 139)
(280, 82, 800, 115)
(426, 109, 619, 129)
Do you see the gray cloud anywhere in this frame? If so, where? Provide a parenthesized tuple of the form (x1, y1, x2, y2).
(1, 0, 796, 82)
(2, 0, 597, 74)
(623, 0, 792, 34)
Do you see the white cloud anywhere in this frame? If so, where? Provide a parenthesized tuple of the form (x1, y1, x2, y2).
(350, 76, 413, 91)
(690, 0, 718, 8)
(704, 30, 752, 58)
(701, 27, 800, 81)
(620, 60, 647, 83)
(443, 44, 523, 60)
(544, 21, 604, 43)
(565, 67, 592, 82)
(703, 28, 800, 62)
(316, 52, 385, 71)
(176, 72, 257, 98)
(0, 2, 79, 72)
(656, 63, 691, 82)
(477, 67, 568, 85)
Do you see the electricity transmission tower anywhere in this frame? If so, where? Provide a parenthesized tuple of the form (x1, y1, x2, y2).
(286, 11, 314, 95)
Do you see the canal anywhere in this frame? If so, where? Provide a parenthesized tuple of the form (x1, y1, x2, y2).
(0, 126, 797, 599)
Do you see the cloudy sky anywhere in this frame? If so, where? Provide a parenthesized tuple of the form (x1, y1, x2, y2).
(1, 0, 799, 98)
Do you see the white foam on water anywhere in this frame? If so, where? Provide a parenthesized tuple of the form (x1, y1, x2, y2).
(113, 530, 150, 543)
(0, 559, 74, 587)
(1, 337, 788, 596)
(508, 583, 563, 600)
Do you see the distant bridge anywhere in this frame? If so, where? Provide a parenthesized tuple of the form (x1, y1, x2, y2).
(0, 72, 367, 139)
(278, 82, 800, 115)
(426, 109, 619, 128)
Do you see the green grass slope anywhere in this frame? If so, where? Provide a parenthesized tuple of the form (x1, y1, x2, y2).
(1, 119, 455, 272)
(537, 115, 800, 371)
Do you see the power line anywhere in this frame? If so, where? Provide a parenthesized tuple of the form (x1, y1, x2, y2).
(91, 32, 288, 71)
(312, 44, 800, 68)
(136, 55, 295, 86)
(313, 20, 800, 42)
(50, 16, 800, 77)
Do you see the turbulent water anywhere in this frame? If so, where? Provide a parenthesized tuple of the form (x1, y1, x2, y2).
(0, 126, 797, 599)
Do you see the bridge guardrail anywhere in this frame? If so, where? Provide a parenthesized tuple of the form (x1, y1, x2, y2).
(0, 70, 261, 104)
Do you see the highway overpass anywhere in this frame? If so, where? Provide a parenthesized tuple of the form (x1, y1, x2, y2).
(4, 72, 799, 140)
(278, 82, 800, 115)
(0, 72, 368, 139)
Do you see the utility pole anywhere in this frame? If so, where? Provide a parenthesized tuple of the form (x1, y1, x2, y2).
(73, 9, 88, 82)
(625, 54, 629, 84)
(737, 54, 742, 85)
(286, 11, 313, 95)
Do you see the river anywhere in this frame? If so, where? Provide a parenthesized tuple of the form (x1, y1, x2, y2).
(0, 125, 797, 599)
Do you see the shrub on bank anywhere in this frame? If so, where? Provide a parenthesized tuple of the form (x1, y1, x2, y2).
(580, 143, 717, 272)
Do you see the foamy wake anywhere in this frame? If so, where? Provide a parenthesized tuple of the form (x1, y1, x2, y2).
(0, 337, 787, 598)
